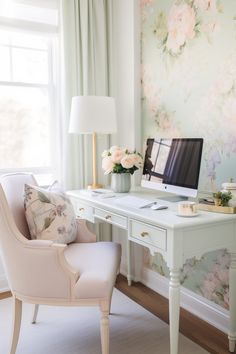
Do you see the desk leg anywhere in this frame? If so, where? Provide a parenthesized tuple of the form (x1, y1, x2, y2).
(169, 268, 180, 354)
(127, 239, 132, 286)
(228, 252, 236, 352)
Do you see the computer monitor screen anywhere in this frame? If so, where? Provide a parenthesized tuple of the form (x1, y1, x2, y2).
(141, 138, 203, 198)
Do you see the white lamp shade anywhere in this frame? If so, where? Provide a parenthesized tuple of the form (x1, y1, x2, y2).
(69, 96, 117, 134)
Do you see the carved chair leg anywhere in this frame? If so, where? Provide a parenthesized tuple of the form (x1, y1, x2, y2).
(32, 304, 39, 324)
(100, 310, 109, 354)
(10, 297, 22, 354)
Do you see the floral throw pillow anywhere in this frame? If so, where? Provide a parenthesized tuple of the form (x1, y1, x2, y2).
(24, 184, 77, 244)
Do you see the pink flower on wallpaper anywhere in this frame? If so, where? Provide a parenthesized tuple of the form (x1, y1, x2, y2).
(215, 268, 229, 284)
(200, 273, 220, 297)
(140, 0, 153, 10)
(141, 65, 160, 115)
(200, 250, 229, 309)
(200, 271, 227, 306)
(216, 249, 230, 268)
(155, 108, 180, 137)
(166, 3, 196, 54)
(159, 111, 171, 130)
(194, 0, 216, 11)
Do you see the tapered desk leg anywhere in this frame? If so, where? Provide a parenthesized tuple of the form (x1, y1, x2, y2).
(228, 252, 236, 352)
(127, 239, 132, 286)
(169, 268, 181, 354)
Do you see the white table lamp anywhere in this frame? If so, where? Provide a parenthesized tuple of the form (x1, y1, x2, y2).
(69, 96, 117, 189)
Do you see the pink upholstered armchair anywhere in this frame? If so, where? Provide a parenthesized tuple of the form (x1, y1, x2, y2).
(0, 173, 121, 354)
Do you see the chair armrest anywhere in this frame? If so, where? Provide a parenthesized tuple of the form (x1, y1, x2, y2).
(25, 239, 54, 247)
(11, 241, 80, 301)
(75, 219, 96, 243)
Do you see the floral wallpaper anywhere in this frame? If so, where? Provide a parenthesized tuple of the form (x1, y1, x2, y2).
(141, 0, 236, 309)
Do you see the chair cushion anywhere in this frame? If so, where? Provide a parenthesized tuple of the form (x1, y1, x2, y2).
(24, 184, 77, 244)
(64, 242, 121, 299)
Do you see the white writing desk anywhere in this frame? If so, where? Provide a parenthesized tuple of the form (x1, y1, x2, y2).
(67, 190, 236, 354)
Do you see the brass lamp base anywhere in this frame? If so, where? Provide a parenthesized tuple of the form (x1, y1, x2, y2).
(87, 183, 103, 190)
(87, 133, 103, 190)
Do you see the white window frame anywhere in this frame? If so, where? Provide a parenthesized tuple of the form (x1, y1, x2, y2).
(0, 16, 60, 183)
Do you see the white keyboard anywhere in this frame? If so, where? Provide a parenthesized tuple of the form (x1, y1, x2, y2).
(114, 195, 155, 209)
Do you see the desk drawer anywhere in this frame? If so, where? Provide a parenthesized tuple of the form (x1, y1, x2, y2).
(94, 208, 128, 230)
(70, 199, 94, 223)
(129, 220, 167, 251)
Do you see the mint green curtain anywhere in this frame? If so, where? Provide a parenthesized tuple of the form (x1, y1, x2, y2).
(60, 0, 114, 189)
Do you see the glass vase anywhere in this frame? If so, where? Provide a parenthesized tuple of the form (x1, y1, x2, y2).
(111, 173, 131, 193)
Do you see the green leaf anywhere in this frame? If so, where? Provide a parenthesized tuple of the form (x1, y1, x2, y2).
(38, 192, 51, 203)
(44, 217, 53, 229)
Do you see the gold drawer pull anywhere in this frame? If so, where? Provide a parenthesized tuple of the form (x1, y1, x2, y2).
(105, 215, 111, 220)
(141, 231, 149, 237)
(79, 207, 85, 211)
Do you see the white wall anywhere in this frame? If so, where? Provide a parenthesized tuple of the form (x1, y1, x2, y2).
(112, 0, 141, 150)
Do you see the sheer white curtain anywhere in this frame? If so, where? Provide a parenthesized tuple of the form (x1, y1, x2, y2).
(60, 0, 114, 189)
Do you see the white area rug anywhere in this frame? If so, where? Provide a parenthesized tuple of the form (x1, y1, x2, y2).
(0, 289, 209, 354)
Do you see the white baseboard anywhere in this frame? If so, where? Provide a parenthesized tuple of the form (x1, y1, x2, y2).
(141, 267, 229, 334)
(0, 274, 9, 293)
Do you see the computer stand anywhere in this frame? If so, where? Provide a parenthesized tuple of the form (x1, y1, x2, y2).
(157, 195, 189, 203)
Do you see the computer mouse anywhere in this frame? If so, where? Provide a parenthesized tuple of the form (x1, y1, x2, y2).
(151, 204, 168, 210)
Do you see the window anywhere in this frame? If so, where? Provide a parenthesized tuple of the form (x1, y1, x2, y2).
(0, 0, 59, 184)
(151, 139, 171, 177)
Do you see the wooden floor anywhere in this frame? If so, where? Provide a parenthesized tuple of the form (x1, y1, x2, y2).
(0, 291, 11, 300)
(116, 274, 231, 354)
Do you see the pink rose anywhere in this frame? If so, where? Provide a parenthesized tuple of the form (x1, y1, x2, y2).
(121, 155, 136, 169)
(166, 4, 196, 54)
(133, 154, 143, 168)
(102, 156, 114, 175)
(102, 146, 143, 175)
(111, 148, 125, 164)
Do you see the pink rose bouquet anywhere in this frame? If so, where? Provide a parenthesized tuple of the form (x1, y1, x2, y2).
(102, 146, 143, 175)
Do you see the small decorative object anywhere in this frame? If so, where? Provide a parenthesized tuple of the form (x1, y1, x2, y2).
(102, 146, 143, 193)
(213, 191, 232, 207)
(221, 178, 236, 207)
(177, 201, 197, 216)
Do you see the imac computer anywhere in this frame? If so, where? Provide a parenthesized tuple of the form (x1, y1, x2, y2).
(141, 138, 203, 199)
